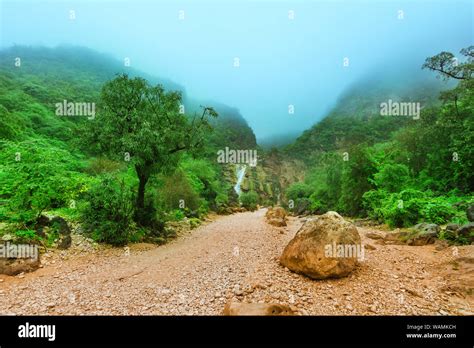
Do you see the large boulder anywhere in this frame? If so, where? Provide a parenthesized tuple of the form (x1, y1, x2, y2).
(223, 302, 295, 316)
(280, 211, 361, 279)
(265, 207, 287, 227)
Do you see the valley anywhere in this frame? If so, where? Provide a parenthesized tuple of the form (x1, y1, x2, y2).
(0, 45, 472, 318)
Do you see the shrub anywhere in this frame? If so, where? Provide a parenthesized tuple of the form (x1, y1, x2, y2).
(14, 229, 39, 244)
(362, 189, 388, 222)
(215, 192, 229, 210)
(81, 175, 135, 246)
(286, 182, 313, 202)
(86, 157, 124, 175)
(0, 139, 90, 226)
(158, 170, 201, 211)
(189, 218, 201, 229)
(240, 191, 258, 211)
(308, 193, 324, 213)
(169, 209, 185, 221)
(290, 197, 311, 215)
(382, 190, 426, 227)
(363, 188, 460, 227)
(372, 163, 410, 192)
(421, 197, 457, 225)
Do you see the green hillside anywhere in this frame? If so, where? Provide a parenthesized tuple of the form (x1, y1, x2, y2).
(282, 48, 473, 237)
(0, 46, 257, 245)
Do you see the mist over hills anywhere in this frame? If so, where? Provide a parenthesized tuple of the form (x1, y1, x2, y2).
(0, 44, 460, 154)
(0, 45, 257, 150)
(286, 68, 453, 161)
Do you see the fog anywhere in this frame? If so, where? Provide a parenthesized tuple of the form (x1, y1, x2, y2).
(1, 0, 472, 142)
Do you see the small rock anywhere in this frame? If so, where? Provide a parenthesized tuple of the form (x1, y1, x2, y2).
(223, 302, 295, 316)
(405, 288, 422, 298)
(434, 239, 449, 251)
(366, 232, 384, 240)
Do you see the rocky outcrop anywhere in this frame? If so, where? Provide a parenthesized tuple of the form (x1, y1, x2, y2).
(406, 223, 440, 246)
(280, 211, 361, 279)
(381, 224, 440, 246)
(35, 215, 72, 249)
(223, 302, 295, 316)
(0, 257, 40, 275)
(50, 217, 72, 249)
(457, 222, 474, 243)
(413, 223, 440, 235)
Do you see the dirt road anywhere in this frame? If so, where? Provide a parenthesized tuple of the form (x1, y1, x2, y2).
(0, 209, 472, 315)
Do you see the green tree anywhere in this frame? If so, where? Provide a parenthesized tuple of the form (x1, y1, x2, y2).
(240, 191, 259, 211)
(340, 145, 377, 215)
(420, 46, 474, 191)
(372, 163, 410, 193)
(89, 74, 217, 224)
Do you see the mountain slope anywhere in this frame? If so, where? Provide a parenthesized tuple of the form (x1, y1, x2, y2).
(0, 45, 257, 150)
(286, 71, 450, 163)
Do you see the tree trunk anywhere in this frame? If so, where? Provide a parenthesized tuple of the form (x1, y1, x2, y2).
(135, 165, 149, 224)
